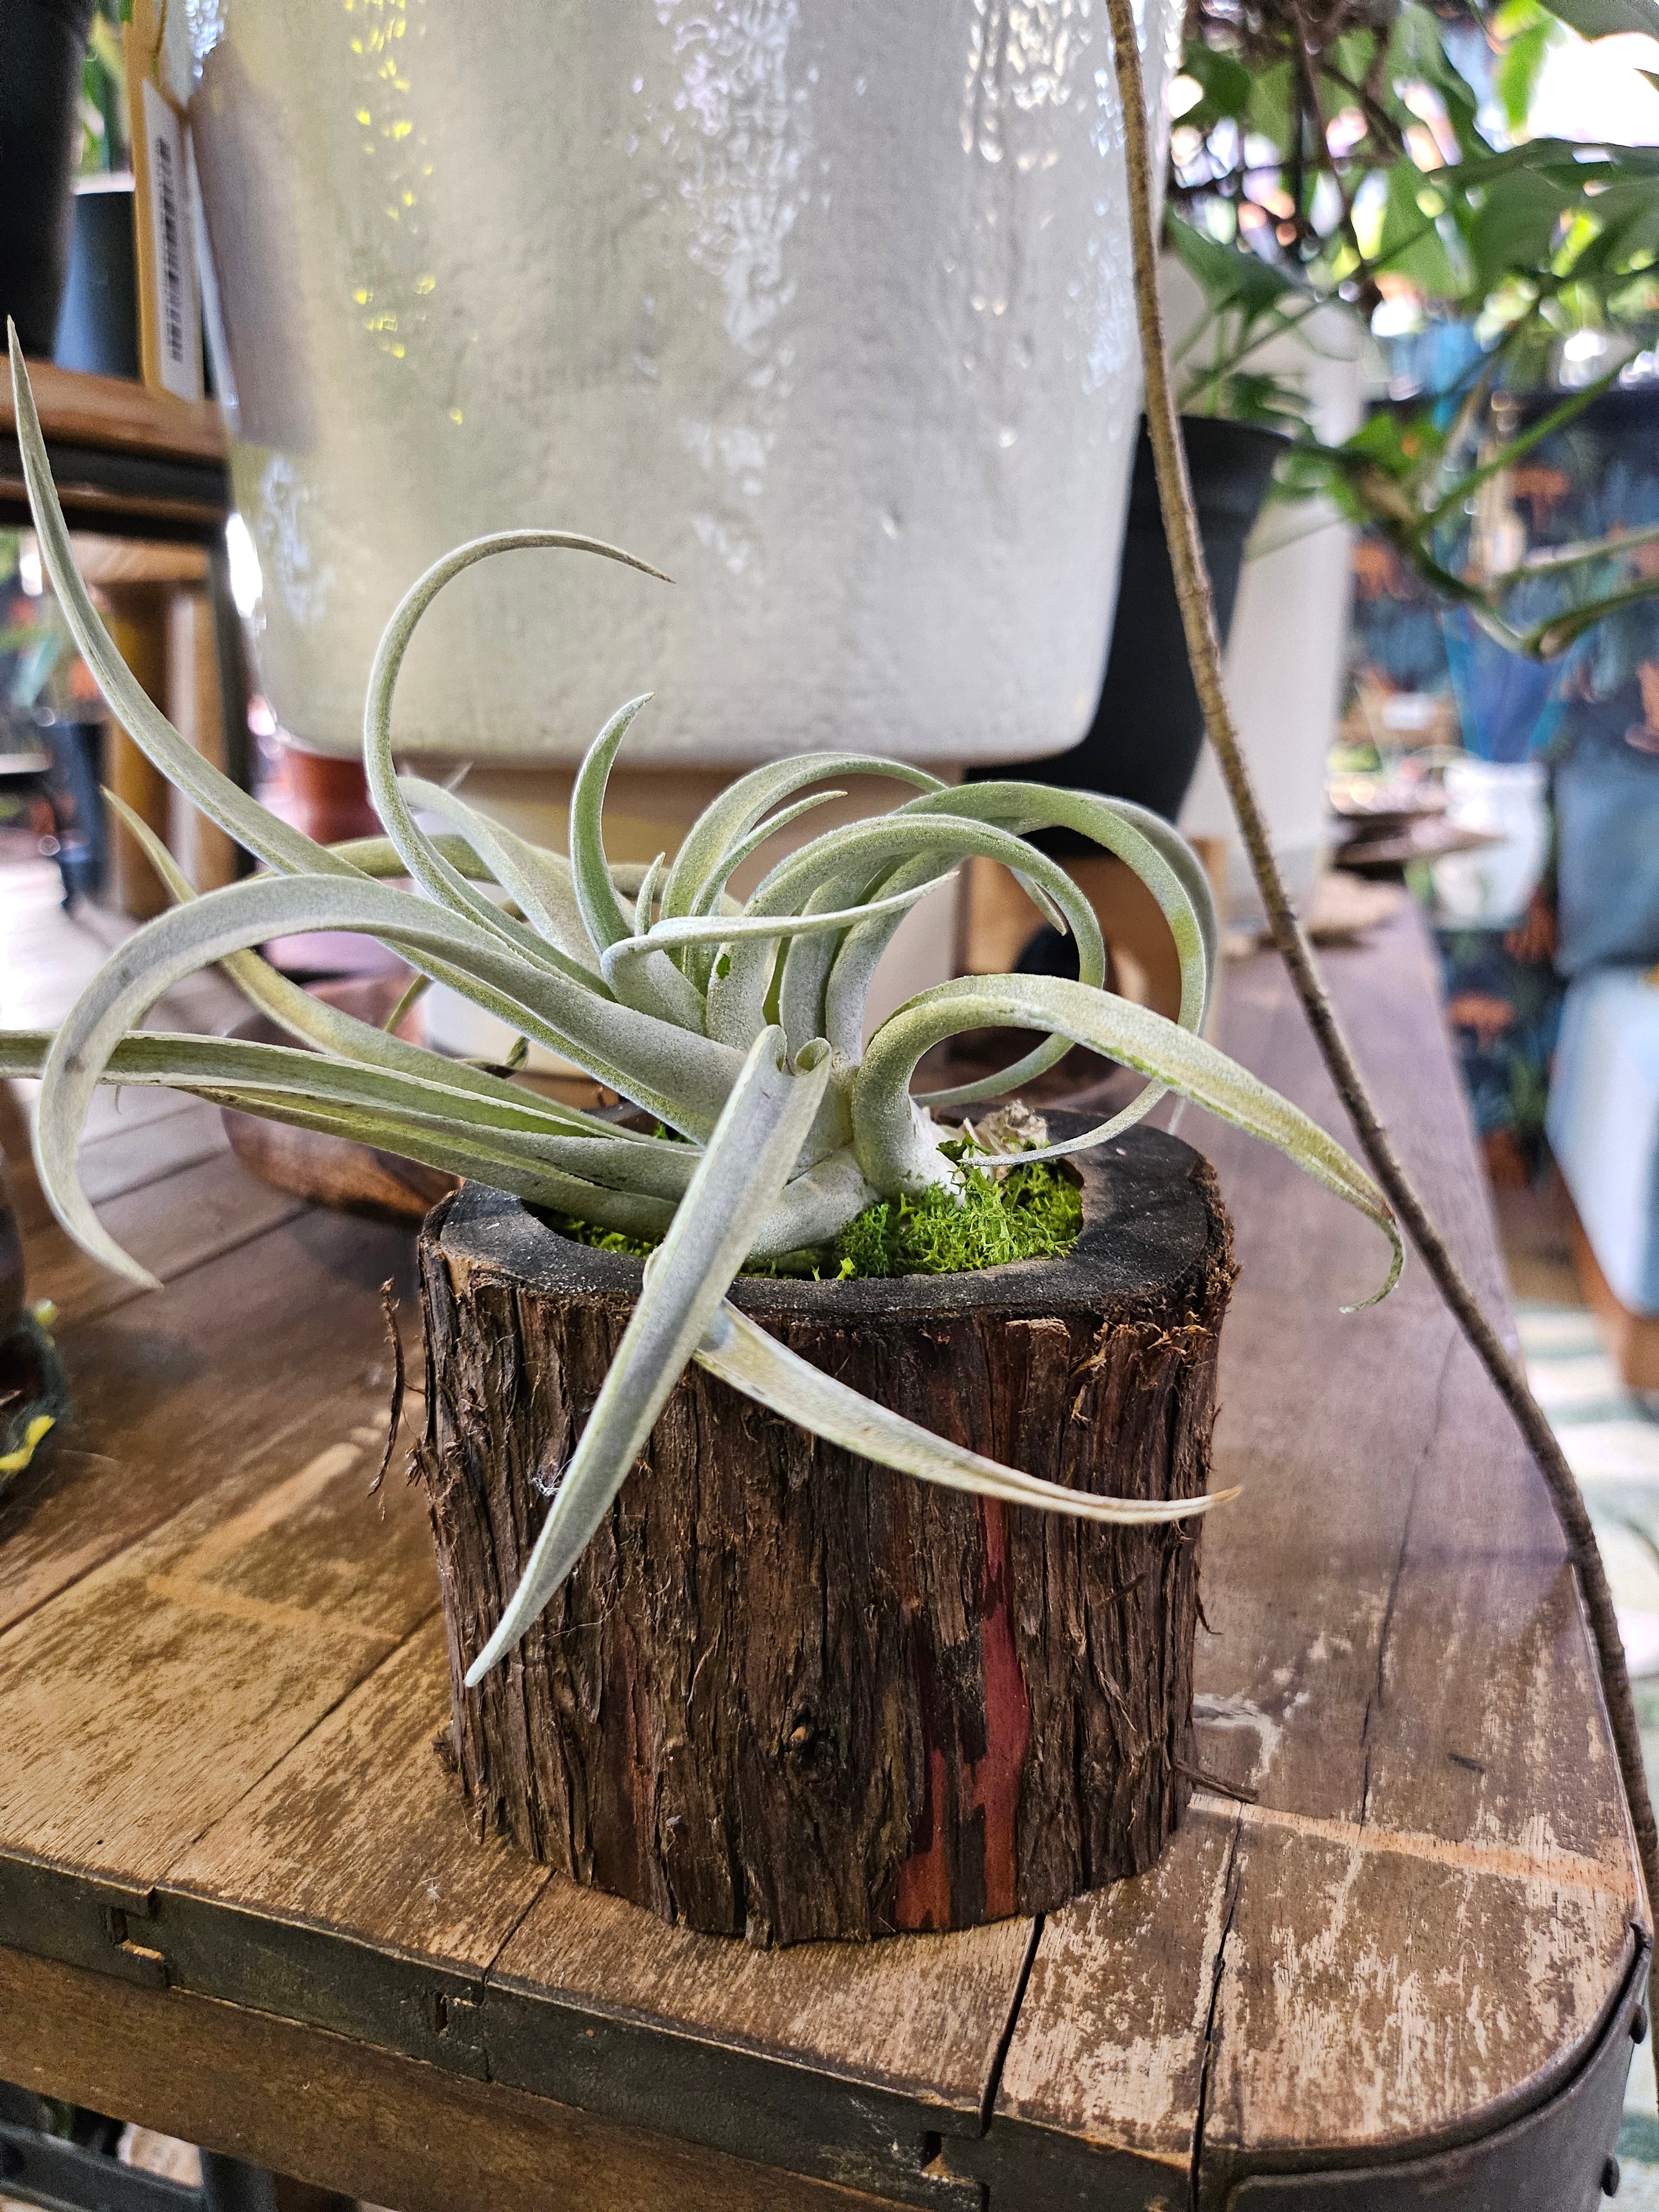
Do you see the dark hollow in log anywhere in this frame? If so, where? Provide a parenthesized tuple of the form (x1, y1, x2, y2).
(416, 1118, 1234, 1947)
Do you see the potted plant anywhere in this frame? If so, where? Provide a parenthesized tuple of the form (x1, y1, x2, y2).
(1164, 0, 1659, 659)
(2, 336, 1400, 1943)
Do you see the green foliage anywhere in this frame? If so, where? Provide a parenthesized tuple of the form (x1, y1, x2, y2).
(1171, 0, 1659, 657)
(834, 1155, 1081, 1279)
(554, 1149, 1084, 1282)
(80, 4, 128, 177)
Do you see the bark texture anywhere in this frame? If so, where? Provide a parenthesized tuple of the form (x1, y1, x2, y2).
(417, 1120, 1234, 1945)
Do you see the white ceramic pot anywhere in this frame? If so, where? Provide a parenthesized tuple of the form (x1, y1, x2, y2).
(182, 1, 1181, 769)
(1168, 264, 1364, 922)
(1431, 758, 1551, 928)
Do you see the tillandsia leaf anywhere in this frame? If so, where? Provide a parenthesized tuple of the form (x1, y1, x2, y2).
(8, 329, 352, 884)
(327, 832, 667, 895)
(695, 1302, 1241, 1525)
(465, 1027, 833, 1682)
(632, 852, 667, 932)
(100, 794, 660, 1142)
(780, 830, 1081, 1063)
(659, 754, 946, 928)
(0, 1024, 869, 1258)
(898, 783, 1219, 1108)
(599, 875, 948, 1004)
(34, 872, 748, 1284)
(690, 791, 842, 908)
(0, 1029, 690, 1232)
(567, 696, 656, 956)
(853, 974, 1402, 1306)
(184, 1091, 684, 1235)
(394, 775, 611, 986)
(566, 698, 707, 1029)
(705, 814, 1105, 1054)
(329, 831, 498, 881)
(744, 1146, 881, 1258)
(674, 790, 843, 991)
(362, 529, 667, 967)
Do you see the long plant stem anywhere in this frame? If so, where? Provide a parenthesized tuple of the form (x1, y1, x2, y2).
(1103, 0, 1659, 2039)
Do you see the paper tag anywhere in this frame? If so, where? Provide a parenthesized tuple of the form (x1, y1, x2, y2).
(126, 6, 204, 406)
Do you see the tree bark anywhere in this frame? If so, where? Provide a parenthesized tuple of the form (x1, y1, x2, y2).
(416, 1120, 1234, 1946)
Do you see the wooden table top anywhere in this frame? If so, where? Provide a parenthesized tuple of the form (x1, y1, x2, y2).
(0, 899, 1644, 2212)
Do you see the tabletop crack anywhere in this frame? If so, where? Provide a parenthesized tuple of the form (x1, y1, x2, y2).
(1188, 1804, 1244, 2212)
(1359, 1330, 1453, 1828)
(977, 1911, 1043, 2132)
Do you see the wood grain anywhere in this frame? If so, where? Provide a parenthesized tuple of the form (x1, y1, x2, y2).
(989, 902, 1645, 2203)
(25, 1149, 305, 1326)
(422, 1130, 1233, 1945)
(169, 1616, 547, 1972)
(0, 1206, 414, 1637)
(0, 894, 1637, 2212)
(0, 1944, 904, 2212)
(1, 361, 226, 463)
(0, 1407, 432, 1875)
(170, 1616, 1027, 2201)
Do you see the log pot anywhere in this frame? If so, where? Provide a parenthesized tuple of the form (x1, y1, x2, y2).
(416, 1117, 1234, 1946)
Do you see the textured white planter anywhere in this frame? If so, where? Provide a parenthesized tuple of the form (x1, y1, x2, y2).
(1168, 267, 1364, 921)
(184, 1, 1180, 768)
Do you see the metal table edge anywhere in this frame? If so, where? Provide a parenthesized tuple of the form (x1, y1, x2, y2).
(0, 1847, 991, 2211)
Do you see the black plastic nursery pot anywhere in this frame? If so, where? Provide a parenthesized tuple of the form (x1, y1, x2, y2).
(0, 0, 98, 356)
(52, 177, 140, 379)
(415, 1116, 1235, 1947)
(990, 414, 1286, 839)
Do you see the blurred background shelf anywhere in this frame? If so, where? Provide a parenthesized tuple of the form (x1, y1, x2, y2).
(0, 358, 228, 545)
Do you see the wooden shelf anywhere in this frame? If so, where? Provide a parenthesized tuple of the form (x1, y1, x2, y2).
(0, 360, 231, 545)
(0, 359, 225, 466)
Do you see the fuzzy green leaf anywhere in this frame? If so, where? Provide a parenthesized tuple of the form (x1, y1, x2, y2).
(362, 531, 666, 970)
(9, 329, 350, 882)
(697, 1302, 1240, 1524)
(854, 975, 1401, 1306)
(465, 1028, 833, 1680)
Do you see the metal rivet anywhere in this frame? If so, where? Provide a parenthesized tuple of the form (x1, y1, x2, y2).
(1604, 2153, 1621, 2197)
(1634, 2006, 1650, 2046)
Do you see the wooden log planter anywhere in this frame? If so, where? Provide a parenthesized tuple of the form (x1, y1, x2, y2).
(416, 1117, 1234, 1946)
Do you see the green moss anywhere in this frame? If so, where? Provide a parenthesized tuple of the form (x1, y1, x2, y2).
(545, 1147, 1082, 1282)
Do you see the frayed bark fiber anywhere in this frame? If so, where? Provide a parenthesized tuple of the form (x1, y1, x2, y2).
(416, 1124, 1233, 1946)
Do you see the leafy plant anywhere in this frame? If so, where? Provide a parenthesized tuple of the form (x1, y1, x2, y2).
(1168, 0, 1659, 656)
(79, 1, 128, 178)
(0, 331, 1400, 1683)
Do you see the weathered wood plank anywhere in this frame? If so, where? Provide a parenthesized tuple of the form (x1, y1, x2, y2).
(0, 1943, 905, 2212)
(168, 1616, 1031, 2204)
(956, 1802, 1238, 2206)
(169, 1615, 547, 1971)
(492, 1861, 1031, 2120)
(78, 1100, 230, 1206)
(0, 892, 1634, 2211)
(1199, 1799, 1637, 2172)
(26, 1149, 305, 1326)
(0, 1207, 414, 1637)
(989, 904, 1644, 2199)
(0, 1404, 432, 1876)
(4, 1082, 219, 1260)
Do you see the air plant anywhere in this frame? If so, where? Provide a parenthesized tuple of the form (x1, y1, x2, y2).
(1, 331, 1399, 1686)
